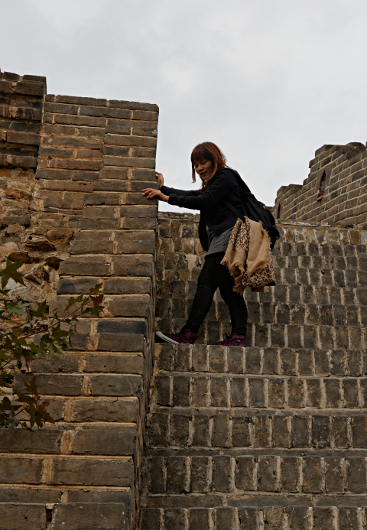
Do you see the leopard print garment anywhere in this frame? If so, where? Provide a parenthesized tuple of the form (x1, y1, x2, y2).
(221, 217, 276, 295)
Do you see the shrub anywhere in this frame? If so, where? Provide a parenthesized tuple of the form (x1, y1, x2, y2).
(0, 259, 103, 429)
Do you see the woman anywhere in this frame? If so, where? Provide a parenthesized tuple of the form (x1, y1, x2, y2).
(143, 142, 247, 347)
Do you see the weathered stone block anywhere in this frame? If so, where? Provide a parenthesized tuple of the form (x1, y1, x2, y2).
(172, 375, 190, 407)
(258, 456, 278, 492)
(0, 428, 62, 454)
(346, 457, 366, 493)
(83, 353, 144, 374)
(111, 255, 154, 277)
(97, 333, 145, 352)
(235, 457, 255, 491)
(166, 457, 187, 494)
(88, 374, 141, 396)
(70, 240, 114, 254)
(0, 504, 46, 530)
(59, 260, 111, 276)
(212, 456, 231, 492)
(140, 508, 161, 530)
(190, 457, 209, 492)
(71, 398, 138, 423)
(51, 503, 128, 530)
(325, 457, 343, 493)
(14, 374, 83, 396)
(238, 508, 258, 530)
(190, 508, 209, 530)
(72, 426, 136, 455)
(302, 457, 323, 493)
(106, 296, 150, 317)
(0, 457, 43, 484)
(30, 353, 80, 373)
(52, 458, 134, 486)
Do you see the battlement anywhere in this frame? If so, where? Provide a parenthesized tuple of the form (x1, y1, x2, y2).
(274, 142, 367, 227)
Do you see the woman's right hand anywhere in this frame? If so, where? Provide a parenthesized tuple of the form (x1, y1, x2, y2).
(156, 172, 164, 188)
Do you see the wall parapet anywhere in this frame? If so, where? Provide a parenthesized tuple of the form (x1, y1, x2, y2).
(0, 70, 159, 530)
(274, 142, 367, 227)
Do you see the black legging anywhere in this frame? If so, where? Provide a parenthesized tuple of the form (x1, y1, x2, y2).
(185, 252, 248, 336)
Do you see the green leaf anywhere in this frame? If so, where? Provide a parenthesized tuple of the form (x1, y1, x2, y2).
(0, 260, 25, 289)
(5, 301, 28, 316)
(31, 300, 47, 318)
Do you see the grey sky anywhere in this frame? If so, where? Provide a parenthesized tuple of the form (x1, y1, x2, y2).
(1, 0, 367, 212)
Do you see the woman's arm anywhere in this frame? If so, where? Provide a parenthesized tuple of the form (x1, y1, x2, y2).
(160, 185, 199, 197)
(168, 170, 237, 210)
(143, 172, 200, 202)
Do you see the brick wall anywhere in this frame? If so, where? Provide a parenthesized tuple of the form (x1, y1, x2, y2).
(0, 70, 158, 530)
(142, 216, 367, 530)
(274, 142, 367, 226)
(2, 68, 367, 530)
(156, 213, 367, 348)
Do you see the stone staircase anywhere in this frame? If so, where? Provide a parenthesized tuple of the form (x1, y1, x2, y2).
(140, 221, 367, 529)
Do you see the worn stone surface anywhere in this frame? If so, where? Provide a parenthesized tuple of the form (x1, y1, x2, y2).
(141, 214, 367, 529)
(0, 69, 158, 530)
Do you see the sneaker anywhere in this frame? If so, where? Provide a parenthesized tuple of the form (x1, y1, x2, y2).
(215, 333, 246, 347)
(156, 329, 198, 345)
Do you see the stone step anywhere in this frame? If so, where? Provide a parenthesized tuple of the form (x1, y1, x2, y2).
(152, 373, 367, 410)
(140, 505, 366, 530)
(0, 502, 129, 530)
(146, 412, 367, 450)
(142, 452, 367, 497)
(152, 345, 367, 412)
(156, 344, 366, 377)
(158, 286, 366, 346)
(160, 322, 366, 349)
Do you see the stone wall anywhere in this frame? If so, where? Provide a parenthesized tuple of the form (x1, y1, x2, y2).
(274, 142, 367, 226)
(156, 213, 367, 349)
(2, 68, 367, 530)
(0, 70, 159, 530)
(142, 217, 367, 530)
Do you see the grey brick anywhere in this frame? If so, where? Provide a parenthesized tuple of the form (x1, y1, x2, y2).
(166, 457, 187, 494)
(312, 508, 334, 530)
(72, 426, 136, 455)
(0, 428, 62, 454)
(52, 502, 128, 530)
(212, 456, 231, 492)
(258, 456, 278, 492)
(88, 374, 141, 396)
(212, 414, 230, 447)
(0, 504, 46, 530)
(235, 456, 255, 491)
(325, 457, 343, 493)
(287, 507, 309, 530)
(338, 508, 359, 530)
(346, 458, 366, 493)
(190, 458, 209, 493)
(192, 415, 210, 447)
(302, 457, 323, 493)
(238, 508, 258, 530)
(0, 457, 43, 484)
(52, 458, 134, 486)
(312, 416, 330, 449)
(215, 508, 235, 530)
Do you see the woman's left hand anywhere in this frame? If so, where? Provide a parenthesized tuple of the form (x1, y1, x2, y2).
(142, 188, 169, 202)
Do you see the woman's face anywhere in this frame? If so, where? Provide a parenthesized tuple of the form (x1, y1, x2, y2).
(193, 159, 213, 182)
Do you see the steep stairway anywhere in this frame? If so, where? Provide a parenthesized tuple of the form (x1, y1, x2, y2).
(140, 221, 367, 530)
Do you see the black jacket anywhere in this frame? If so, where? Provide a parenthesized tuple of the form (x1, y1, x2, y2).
(160, 168, 244, 251)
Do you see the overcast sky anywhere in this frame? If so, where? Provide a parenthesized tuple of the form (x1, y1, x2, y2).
(1, 0, 367, 212)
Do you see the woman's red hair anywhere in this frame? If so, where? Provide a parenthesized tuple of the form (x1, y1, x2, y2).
(191, 142, 227, 194)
